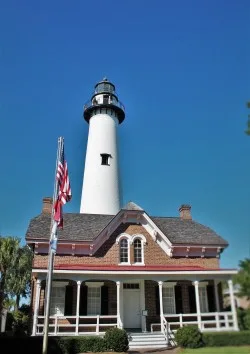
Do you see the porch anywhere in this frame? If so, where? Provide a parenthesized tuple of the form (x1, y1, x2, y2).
(32, 274, 238, 337)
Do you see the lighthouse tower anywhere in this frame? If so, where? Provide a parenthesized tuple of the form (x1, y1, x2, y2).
(80, 78, 125, 215)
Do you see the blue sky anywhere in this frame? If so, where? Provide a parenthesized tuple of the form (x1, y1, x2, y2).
(0, 0, 249, 269)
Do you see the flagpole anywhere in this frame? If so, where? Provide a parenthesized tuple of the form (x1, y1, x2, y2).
(42, 137, 64, 354)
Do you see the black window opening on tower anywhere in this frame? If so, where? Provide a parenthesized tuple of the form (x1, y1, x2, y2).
(100, 153, 111, 166)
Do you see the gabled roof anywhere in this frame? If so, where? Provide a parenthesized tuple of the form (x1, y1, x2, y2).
(25, 202, 228, 247)
(122, 202, 143, 211)
(26, 213, 114, 241)
(152, 217, 228, 246)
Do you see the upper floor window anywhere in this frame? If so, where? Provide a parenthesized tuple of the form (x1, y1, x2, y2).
(120, 238, 129, 263)
(134, 239, 142, 263)
(100, 153, 111, 166)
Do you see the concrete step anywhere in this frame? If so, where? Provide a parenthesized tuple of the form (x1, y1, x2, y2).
(128, 332, 169, 350)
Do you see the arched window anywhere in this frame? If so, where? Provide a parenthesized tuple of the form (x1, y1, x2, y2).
(120, 238, 128, 263)
(134, 239, 142, 263)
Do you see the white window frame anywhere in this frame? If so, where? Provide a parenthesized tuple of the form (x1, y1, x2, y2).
(131, 234, 146, 265)
(116, 233, 131, 265)
(198, 282, 209, 313)
(50, 281, 68, 316)
(85, 282, 104, 316)
(162, 282, 176, 315)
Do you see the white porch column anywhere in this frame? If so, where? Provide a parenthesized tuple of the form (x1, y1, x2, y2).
(158, 281, 164, 332)
(228, 279, 239, 330)
(32, 279, 41, 336)
(193, 281, 201, 330)
(214, 280, 220, 312)
(116, 281, 122, 328)
(76, 281, 81, 335)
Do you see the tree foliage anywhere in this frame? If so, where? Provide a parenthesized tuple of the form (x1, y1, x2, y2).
(0, 236, 33, 318)
(234, 258, 250, 300)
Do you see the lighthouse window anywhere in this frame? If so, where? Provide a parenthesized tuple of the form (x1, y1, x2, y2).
(100, 153, 111, 166)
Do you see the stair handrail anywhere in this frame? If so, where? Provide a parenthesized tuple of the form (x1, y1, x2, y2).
(161, 315, 169, 345)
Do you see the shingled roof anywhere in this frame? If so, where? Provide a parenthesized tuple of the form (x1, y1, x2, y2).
(152, 217, 228, 246)
(26, 213, 114, 241)
(25, 204, 228, 246)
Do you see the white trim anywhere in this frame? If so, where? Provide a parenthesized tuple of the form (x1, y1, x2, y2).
(33, 269, 238, 276)
(52, 281, 69, 287)
(116, 233, 132, 244)
(85, 282, 104, 287)
(163, 282, 177, 287)
(192, 281, 208, 287)
(131, 234, 147, 245)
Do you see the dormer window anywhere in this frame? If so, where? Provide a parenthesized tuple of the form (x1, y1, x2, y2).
(134, 239, 142, 263)
(100, 153, 111, 166)
(120, 238, 129, 263)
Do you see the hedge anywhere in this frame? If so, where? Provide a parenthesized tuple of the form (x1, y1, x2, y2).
(203, 331, 250, 347)
(0, 328, 128, 354)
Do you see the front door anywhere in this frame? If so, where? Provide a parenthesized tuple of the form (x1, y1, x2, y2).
(123, 285, 141, 329)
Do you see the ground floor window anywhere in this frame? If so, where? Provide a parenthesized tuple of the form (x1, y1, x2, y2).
(86, 282, 103, 315)
(199, 286, 208, 313)
(162, 284, 176, 314)
(50, 282, 68, 316)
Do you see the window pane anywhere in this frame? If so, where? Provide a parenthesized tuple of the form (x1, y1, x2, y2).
(120, 239, 128, 263)
(199, 287, 208, 313)
(162, 287, 175, 314)
(50, 287, 65, 316)
(87, 287, 101, 315)
(134, 239, 142, 263)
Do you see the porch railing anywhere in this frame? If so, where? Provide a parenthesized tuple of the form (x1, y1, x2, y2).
(35, 315, 118, 336)
(164, 312, 234, 332)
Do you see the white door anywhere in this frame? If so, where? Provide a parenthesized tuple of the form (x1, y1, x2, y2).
(123, 288, 141, 329)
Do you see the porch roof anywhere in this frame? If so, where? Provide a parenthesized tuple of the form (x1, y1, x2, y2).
(34, 264, 237, 273)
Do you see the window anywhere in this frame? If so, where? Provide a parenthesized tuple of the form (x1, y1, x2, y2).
(50, 286, 66, 316)
(123, 283, 140, 289)
(87, 286, 101, 315)
(199, 286, 208, 313)
(162, 286, 176, 314)
(120, 238, 128, 263)
(134, 239, 142, 263)
(100, 153, 111, 166)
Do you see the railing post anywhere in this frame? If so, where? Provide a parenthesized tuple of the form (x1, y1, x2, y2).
(193, 281, 201, 330)
(215, 312, 219, 330)
(54, 316, 58, 335)
(96, 315, 100, 335)
(228, 279, 239, 331)
(76, 281, 81, 335)
(32, 279, 41, 336)
(180, 313, 183, 328)
(158, 281, 164, 333)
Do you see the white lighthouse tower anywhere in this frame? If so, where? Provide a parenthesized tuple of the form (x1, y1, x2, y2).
(80, 78, 125, 215)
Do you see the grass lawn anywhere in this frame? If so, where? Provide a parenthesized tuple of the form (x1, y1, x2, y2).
(180, 347, 250, 354)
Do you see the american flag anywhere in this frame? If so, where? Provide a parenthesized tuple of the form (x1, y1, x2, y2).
(53, 142, 72, 228)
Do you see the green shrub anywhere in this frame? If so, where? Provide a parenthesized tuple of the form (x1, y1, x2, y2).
(175, 325, 203, 348)
(243, 309, 250, 330)
(203, 331, 250, 347)
(58, 336, 106, 354)
(104, 327, 129, 352)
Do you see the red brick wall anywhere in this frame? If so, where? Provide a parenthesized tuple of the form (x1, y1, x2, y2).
(33, 223, 219, 269)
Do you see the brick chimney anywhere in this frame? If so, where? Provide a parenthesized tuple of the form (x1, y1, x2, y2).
(42, 197, 53, 214)
(179, 204, 192, 220)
